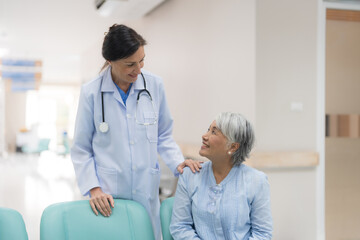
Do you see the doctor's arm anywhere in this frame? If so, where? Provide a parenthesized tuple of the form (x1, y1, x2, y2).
(71, 86, 114, 217)
(249, 175, 273, 240)
(170, 174, 201, 240)
(156, 81, 201, 174)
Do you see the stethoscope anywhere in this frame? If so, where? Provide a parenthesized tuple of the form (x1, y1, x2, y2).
(99, 72, 157, 133)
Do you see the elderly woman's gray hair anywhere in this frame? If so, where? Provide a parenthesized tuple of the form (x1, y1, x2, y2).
(215, 112, 255, 165)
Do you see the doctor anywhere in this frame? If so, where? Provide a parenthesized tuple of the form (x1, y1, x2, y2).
(71, 24, 201, 240)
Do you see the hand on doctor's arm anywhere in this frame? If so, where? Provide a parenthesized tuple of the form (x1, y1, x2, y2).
(89, 187, 115, 217)
(177, 159, 203, 174)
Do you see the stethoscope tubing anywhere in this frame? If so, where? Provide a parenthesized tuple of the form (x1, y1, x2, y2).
(101, 89, 105, 122)
(99, 72, 152, 133)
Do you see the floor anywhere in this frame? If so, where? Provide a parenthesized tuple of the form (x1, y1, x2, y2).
(0, 151, 177, 240)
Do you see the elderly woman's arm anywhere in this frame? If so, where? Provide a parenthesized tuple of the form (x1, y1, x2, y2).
(170, 174, 201, 240)
(249, 174, 273, 240)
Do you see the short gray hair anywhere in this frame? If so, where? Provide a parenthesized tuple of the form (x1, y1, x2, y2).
(215, 112, 255, 165)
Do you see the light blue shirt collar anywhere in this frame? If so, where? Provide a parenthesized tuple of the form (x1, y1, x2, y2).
(115, 83, 132, 106)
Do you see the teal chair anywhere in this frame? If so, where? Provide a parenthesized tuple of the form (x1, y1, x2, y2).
(22, 138, 50, 154)
(160, 197, 174, 240)
(40, 199, 155, 240)
(0, 207, 28, 240)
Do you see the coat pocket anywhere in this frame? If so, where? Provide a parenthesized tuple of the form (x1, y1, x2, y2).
(146, 165, 161, 200)
(96, 165, 117, 196)
(144, 111, 158, 143)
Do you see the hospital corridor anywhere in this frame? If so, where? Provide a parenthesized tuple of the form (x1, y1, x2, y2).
(0, 153, 83, 239)
(1, 0, 360, 239)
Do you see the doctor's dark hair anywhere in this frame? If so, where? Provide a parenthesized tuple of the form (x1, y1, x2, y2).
(101, 24, 147, 71)
(215, 112, 255, 165)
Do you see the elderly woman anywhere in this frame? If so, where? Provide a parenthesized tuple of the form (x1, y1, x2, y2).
(170, 112, 273, 240)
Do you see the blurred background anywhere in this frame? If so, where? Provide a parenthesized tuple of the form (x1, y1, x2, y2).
(0, 0, 360, 239)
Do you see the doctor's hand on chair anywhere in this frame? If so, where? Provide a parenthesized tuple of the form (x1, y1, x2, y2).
(89, 187, 115, 217)
(177, 159, 203, 174)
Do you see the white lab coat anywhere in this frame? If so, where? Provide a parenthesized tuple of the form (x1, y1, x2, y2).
(71, 67, 184, 240)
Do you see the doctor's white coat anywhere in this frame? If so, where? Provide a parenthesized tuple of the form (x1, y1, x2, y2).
(71, 67, 184, 240)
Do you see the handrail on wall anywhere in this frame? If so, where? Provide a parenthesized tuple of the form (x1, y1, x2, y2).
(178, 143, 319, 169)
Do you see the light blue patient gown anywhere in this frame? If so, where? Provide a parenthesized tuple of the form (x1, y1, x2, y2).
(170, 161, 273, 240)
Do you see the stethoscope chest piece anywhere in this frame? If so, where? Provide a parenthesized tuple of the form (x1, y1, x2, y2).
(99, 72, 154, 134)
(99, 122, 109, 133)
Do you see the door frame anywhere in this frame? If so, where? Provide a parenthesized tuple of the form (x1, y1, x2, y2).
(317, 1, 360, 239)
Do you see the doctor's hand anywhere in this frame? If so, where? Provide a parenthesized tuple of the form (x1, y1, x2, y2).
(89, 187, 115, 217)
(177, 159, 203, 174)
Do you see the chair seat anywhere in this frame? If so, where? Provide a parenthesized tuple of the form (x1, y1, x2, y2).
(40, 199, 154, 240)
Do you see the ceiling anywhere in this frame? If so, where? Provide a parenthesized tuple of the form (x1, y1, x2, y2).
(0, 0, 165, 58)
(2, 0, 358, 60)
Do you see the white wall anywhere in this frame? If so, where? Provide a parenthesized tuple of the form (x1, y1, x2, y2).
(256, 0, 318, 151)
(256, 0, 319, 239)
(264, 167, 317, 239)
(82, 0, 256, 143)
(124, 0, 256, 144)
(81, 0, 320, 239)
(42, 55, 82, 83)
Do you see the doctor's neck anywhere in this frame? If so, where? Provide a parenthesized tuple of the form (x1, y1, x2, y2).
(112, 75, 131, 93)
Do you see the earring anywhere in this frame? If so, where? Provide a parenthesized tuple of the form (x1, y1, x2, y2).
(228, 151, 232, 155)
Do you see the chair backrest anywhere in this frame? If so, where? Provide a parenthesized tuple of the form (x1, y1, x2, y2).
(0, 207, 28, 240)
(40, 199, 154, 240)
(160, 197, 174, 240)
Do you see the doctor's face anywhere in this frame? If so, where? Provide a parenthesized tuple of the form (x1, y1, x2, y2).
(199, 121, 229, 161)
(109, 46, 145, 86)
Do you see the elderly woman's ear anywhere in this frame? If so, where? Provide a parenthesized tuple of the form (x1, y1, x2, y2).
(228, 143, 240, 154)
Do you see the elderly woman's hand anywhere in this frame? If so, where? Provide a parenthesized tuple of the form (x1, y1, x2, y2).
(89, 187, 115, 217)
(177, 159, 203, 174)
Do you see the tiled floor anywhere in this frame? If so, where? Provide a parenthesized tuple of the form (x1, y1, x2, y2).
(0, 151, 177, 240)
(0, 151, 84, 240)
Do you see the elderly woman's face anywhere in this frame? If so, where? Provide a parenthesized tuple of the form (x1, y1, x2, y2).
(199, 121, 229, 161)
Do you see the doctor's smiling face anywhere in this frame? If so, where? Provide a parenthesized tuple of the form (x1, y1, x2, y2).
(199, 121, 229, 162)
(109, 46, 145, 92)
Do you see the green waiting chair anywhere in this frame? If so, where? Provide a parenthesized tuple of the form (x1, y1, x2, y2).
(160, 197, 174, 240)
(0, 207, 28, 240)
(40, 199, 154, 240)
